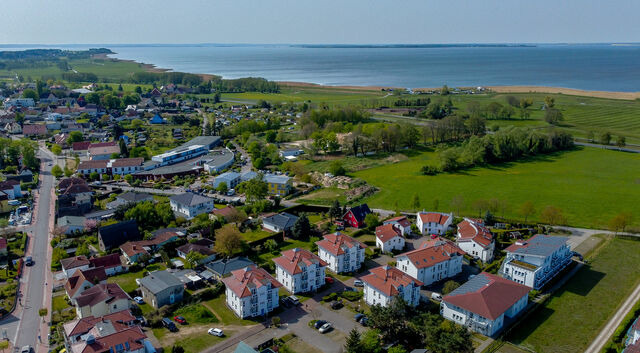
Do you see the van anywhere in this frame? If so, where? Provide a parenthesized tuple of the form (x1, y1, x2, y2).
(431, 292, 443, 301)
(162, 318, 178, 332)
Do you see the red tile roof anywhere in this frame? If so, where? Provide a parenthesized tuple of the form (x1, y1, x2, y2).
(90, 142, 118, 148)
(418, 212, 451, 225)
(110, 158, 144, 168)
(23, 124, 47, 136)
(73, 141, 91, 151)
(397, 239, 465, 269)
(443, 272, 530, 320)
(419, 236, 466, 255)
(75, 326, 146, 353)
(78, 160, 108, 170)
(65, 267, 108, 298)
(61, 255, 90, 270)
(211, 205, 238, 218)
(75, 283, 129, 308)
(384, 216, 411, 228)
(361, 265, 422, 297)
(0, 238, 6, 251)
(89, 254, 122, 270)
(222, 265, 282, 298)
(272, 248, 328, 275)
(457, 219, 494, 248)
(315, 232, 366, 256)
(64, 310, 136, 337)
(375, 224, 402, 243)
(120, 242, 150, 257)
(89, 145, 120, 156)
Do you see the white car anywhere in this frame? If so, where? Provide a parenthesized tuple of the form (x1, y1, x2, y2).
(208, 328, 224, 337)
(133, 296, 144, 304)
(318, 322, 333, 333)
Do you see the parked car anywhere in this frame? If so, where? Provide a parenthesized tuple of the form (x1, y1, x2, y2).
(359, 317, 369, 326)
(208, 328, 224, 336)
(330, 300, 343, 310)
(431, 292, 443, 301)
(319, 322, 333, 333)
(287, 295, 300, 306)
(325, 276, 334, 284)
(162, 318, 178, 332)
(24, 256, 33, 266)
(353, 280, 364, 287)
(343, 286, 357, 292)
(20, 346, 31, 353)
(314, 320, 327, 329)
(281, 297, 293, 308)
(133, 296, 144, 304)
(173, 316, 187, 324)
(354, 313, 364, 322)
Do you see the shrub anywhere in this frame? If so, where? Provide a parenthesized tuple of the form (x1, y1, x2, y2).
(323, 293, 338, 302)
(421, 165, 440, 175)
(340, 291, 363, 302)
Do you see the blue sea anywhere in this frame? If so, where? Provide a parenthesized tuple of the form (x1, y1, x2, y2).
(3, 44, 640, 91)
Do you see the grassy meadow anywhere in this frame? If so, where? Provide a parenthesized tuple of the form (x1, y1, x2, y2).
(507, 236, 640, 353)
(221, 84, 387, 106)
(352, 146, 640, 229)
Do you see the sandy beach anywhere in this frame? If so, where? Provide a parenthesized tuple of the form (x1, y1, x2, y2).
(487, 85, 640, 100)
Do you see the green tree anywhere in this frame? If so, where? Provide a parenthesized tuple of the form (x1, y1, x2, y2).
(124, 174, 133, 184)
(69, 131, 84, 143)
(292, 214, 311, 239)
(119, 139, 129, 157)
(387, 347, 407, 353)
(264, 239, 278, 253)
(345, 328, 363, 353)
(214, 225, 245, 257)
(599, 131, 612, 145)
(51, 247, 67, 269)
(185, 251, 206, 269)
(544, 96, 555, 108)
(544, 108, 563, 125)
(239, 176, 268, 203)
(540, 205, 565, 225)
(412, 194, 421, 210)
(22, 89, 38, 100)
(364, 213, 380, 230)
(329, 200, 342, 222)
(51, 144, 62, 155)
(609, 212, 633, 234)
(442, 280, 461, 294)
(216, 181, 228, 194)
(440, 85, 450, 95)
(329, 160, 346, 176)
(89, 171, 99, 181)
(616, 135, 626, 148)
(51, 164, 63, 178)
(360, 329, 383, 353)
(520, 201, 536, 223)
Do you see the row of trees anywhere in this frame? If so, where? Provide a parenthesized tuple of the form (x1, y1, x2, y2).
(433, 127, 574, 173)
(0, 138, 39, 171)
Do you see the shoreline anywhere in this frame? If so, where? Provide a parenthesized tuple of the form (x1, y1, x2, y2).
(101, 53, 640, 100)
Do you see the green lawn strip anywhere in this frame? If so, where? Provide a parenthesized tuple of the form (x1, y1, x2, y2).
(108, 263, 166, 293)
(52, 294, 71, 313)
(507, 237, 640, 353)
(353, 147, 640, 229)
(296, 187, 347, 206)
(203, 296, 257, 326)
(173, 329, 233, 353)
(240, 229, 273, 243)
(174, 303, 219, 324)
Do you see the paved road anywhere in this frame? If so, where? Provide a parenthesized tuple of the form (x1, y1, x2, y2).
(574, 141, 640, 153)
(584, 282, 640, 353)
(2, 147, 56, 351)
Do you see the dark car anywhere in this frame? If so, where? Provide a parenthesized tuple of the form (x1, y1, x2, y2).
(162, 318, 178, 332)
(314, 320, 327, 329)
(173, 316, 187, 324)
(25, 256, 33, 266)
(281, 297, 293, 308)
(359, 317, 369, 326)
(354, 313, 364, 322)
(343, 286, 357, 292)
(325, 276, 334, 284)
(330, 300, 343, 309)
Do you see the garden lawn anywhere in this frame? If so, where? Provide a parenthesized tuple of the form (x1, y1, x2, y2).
(203, 296, 256, 326)
(296, 187, 347, 206)
(107, 263, 166, 293)
(240, 229, 273, 243)
(174, 303, 218, 324)
(172, 330, 233, 353)
(508, 236, 640, 353)
(52, 294, 70, 313)
(353, 147, 640, 229)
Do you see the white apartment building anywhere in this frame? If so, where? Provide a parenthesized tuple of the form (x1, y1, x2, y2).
(315, 232, 366, 273)
(222, 265, 282, 318)
(273, 248, 327, 294)
(416, 211, 453, 235)
(362, 265, 422, 307)
(456, 218, 495, 263)
(395, 237, 465, 286)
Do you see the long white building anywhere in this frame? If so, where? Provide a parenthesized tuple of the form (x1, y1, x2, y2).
(395, 237, 465, 286)
(222, 265, 282, 318)
(416, 211, 453, 235)
(500, 234, 573, 290)
(315, 232, 366, 274)
(273, 248, 327, 294)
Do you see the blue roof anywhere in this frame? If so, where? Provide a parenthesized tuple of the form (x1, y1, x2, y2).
(234, 342, 258, 353)
(150, 114, 165, 124)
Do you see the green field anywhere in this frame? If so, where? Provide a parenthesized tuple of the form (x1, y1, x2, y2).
(353, 147, 640, 229)
(107, 263, 166, 293)
(508, 236, 640, 353)
(221, 85, 387, 106)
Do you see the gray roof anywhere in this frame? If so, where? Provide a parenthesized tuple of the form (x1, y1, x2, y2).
(179, 136, 221, 150)
(216, 171, 240, 182)
(508, 235, 569, 257)
(263, 174, 291, 185)
(170, 192, 213, 206)
(205, 257, 255, 277)
(117, 192, 153, 203)
(200, 149, 234, 166)
(139, 270, 183, 294)
(58, 215, 86, 227)
(448, 273, 492, 296)
(263, 212, 298, 230)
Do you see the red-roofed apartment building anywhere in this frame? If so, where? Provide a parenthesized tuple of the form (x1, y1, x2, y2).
(395, 236, 466, 286)
(273, 248, 328, 294)
(375, 224, 405, 253)
(222, 265, 282, 318)
(316, 232, 366, 273)
(456, 218, 495, 263)
(440, 272, 530, 337)
(383, 216, 412, 236)
(362, 265, 422, 307)
(416, 211, 453, 235)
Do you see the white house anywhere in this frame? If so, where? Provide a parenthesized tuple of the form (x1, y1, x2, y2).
(456, 218, 495, 263)
(362, 265, 422, 307)
(416, 211, 453, 235)
(315, 232, 366, 273)
(625, 317, 640, 351)
(383, 216, 412, 236)
(500, 235, 573, 290)
(441, 272, 530, 337)
(395, 237, 465, 286)
(273, 248, 327, 294)
(169, 192, 214, 219)
(74, 283, 131, 318)
(60, 256, 91, 278)
(222, 265, 282, 318)
(375, 224, 405, 252)
(262, 212, 298, 233)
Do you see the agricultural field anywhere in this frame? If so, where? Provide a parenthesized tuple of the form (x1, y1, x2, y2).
(221, 84, 387, 106)
(0, 57, 146, 82)
(507, 235, 640, 353)
(352, 147, 640, 229)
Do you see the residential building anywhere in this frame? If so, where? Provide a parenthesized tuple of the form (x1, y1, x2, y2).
(57, 216, 86, 235)
(212, 171, 241, 189)
(500, 235, 573, 290)
(222, 265, 282, 318)
(375, 224, 405, 252)
(61, 256, 91, 278)
(169, 192, 214, 219)
(120, 242, 150, 265)
(624, 317, 640, 352)
(22, 124, 48, 137)
(106, 192, 153, 209)
(205, 257, 256, 280)
(273, 248, 327, 294)
(362, 265, 422, 307)
(416, 212, 453, 235)
(4, 122, 22, 134)
(210, 205, 239, 222)
(176, 241, 216, 265)
(383, 216, 412, 236)
(75, 283, 131, 318)
(263, 174, 292, 196)
(88, 145, 120, 160)
(139, 270, 184, 309)
(98, 220, 142, 251)
(0, 180, 22, 200)
(62, 310, 137, 346)
(316, 232, 366, 273)
(89, 254, 124, 276)
(440, 272, 530, 336)
(456, 218, 495, 263)
(65, 267, 108, 301)
(66, 325, 148, 353)
(57, 178, 93, 216)
(395, 237, 465, 286)
(343, 204, 372, 228)
(262, 212, 298, 233)
(120, 230, 181, 264)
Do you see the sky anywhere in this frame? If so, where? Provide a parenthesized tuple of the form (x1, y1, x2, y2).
(1, 0, 639, 45)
